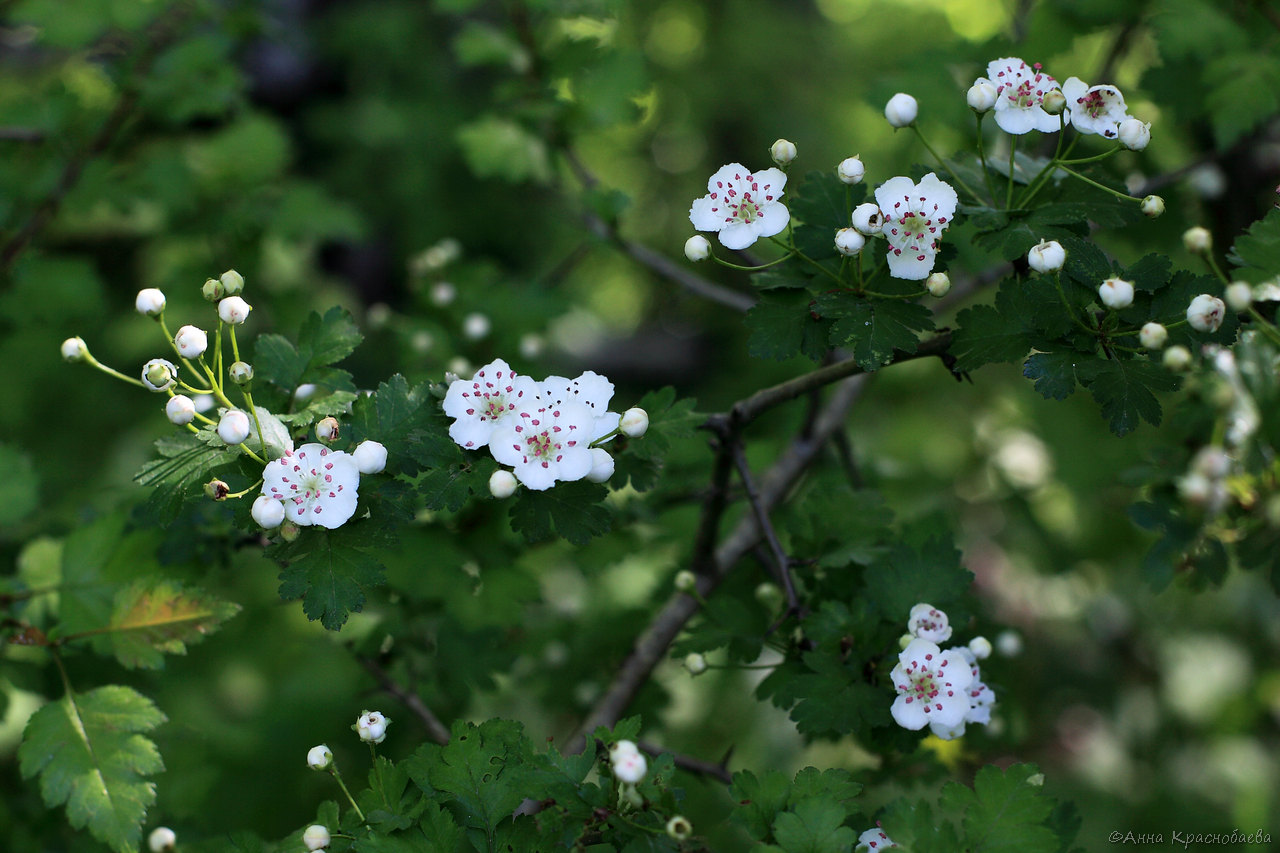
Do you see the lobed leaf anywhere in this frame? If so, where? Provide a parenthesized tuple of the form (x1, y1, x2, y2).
(102, 579, 241, 669)
(509, 480, 611, 545)
(274, 524, 390, 631)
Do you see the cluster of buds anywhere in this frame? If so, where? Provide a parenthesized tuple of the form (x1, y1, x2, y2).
(891, 603, 996, 740)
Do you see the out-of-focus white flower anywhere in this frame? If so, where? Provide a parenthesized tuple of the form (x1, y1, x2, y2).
(1183, 227, 1212, 254)
(1139, 322, 1168, 350)
(611, 746, 647, 784)
(148, 827, 177, 852)
(1224, 281, 1253, 312)
(430, 281, 457, 306)
(303, 824, 330, 851)
(856, 826, 897, 850)
(1163, 345, 1192, 371)
(689, 163, 790, 250)
(463, 312, 491, 341)
(684, 652, 707, 675)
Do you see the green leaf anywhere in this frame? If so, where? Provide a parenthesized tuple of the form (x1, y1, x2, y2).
(358, 756, 418, 833)
(783, 654, 888, 737)
(864, 538, 973, 621)
(349, 374, 437, 475)
(19, 686, 166, 853)
(100, 580, 240, 670)
(939, 763, 1058, 853)
(1228, 209, 1280, 282)
(950, 303, 1034, 372)
(254, 307, 362, 392)
(1022, 351, 1080, 400)
(509, 480, 611, 545)
(746, 290, 826, 362)
(452, 20, 529, 69)
(1077, 358, 1180, 437)
(273, 524, 389, 631)
(1205, 52, 1280, 149)
(1123, 253, 1172, 292)
(0, 442, 39, 525)
(821, 295, 934, 371)
(771, 798, 858, 853)
(730, 770, 792, 841)
(791, 170, 862, 263)
(456, 115, 551, 183)
(133, 436, 235, 522)
(417, 463, 480, 513)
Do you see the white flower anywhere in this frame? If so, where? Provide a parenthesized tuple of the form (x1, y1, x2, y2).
(166, 395, 196, 425)
(851, 202, 883, 235)
(540, 371, 621, 442)
(586, 447, 615, 483)
(430, 281, 457, 306)
(353, 440, 387, 474)
(489, 397, 596, 490)
(1163, 345, 1192, 370)
(1187, 294, 1225, 333)
(1141, 195, 1164, 217)
(835, 228, 866, 256)
(148, 826, 177, 852)
(969, 636, 992, 660)
(874, 172, 958, 280)
(315, 416, 340, 442)
(220, 269, 245, 295)
(135, 288, 166, 317)
(218, 410, 251, 445)
(174, 325, 208, 359)
(489, 469, 518, 498)
(1027, 239, 1065, 273)
(983, 57, 1062, 134)
(1225, 281, 1253, 312)
(689, 163, 790, 251)
(1139, 322, 1168, 350)
(443, 359, 539, 451)
(303, 824, 330, 851)
(251, 495, 285, 528)
(907, 603, 952, 643)
(463, 312, 491, 340)
(355, 710, 391, 744)
(884, 92, 918, 127)
(856, 827, 897, 850)
(890, 638, 973, 730)
(519, 333, 544, 359)
(61, 336, 87, 362)
(1061, 77, 1129, 139)
(1118, 118, 1151, 151)
(218, 296, 252, 325)
(837, 156, 865, 185)
(142, 358, 178, 392)
(262, 443, 361, 529)
(967, 79, 997, 112)
(612, 748, 647, 784)
(1098, 277, 1134, 309)
(1183, 226, 1212, 254)
(770, 138, 797, 166)
(925, 271, 951, 297)
(684, 235, 711, 261)
(609, 739, 640, 763)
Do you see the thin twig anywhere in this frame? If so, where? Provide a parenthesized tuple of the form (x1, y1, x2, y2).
(0, 127, 45, 143)
(637, 740, 733, 785)
(731, 441, 800, 615)
(357, 655, 451, 746)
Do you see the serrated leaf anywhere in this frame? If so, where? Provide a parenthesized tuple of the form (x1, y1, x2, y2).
(822, 295, 933, 371)
(939, 763, 1058, 853)
(1205, 53, 1280, 149)
(254, 307, 362, 392)
(273, 525, 389, 630)
(951, 303, 1034, 372)
(730, 770, 792, 841)
(417, 464, 478, 512)
(349, 374, 438, 475)
(864, 538, 973, 621)
(456, 115, 550, 183)
(133, 436, 235, 521)
(771, 798, 858, 853)
(1077, 358, 1180, 436)
(19, 686, 166, 853)
(100, 579, 240, 669)
(1023, 351, 1080, 400)
(746, 290, 824, 362)
(1123, 253, 1172, 292)
(1228, 209, 1280, 282)
(629, 385, 699, 460)
(509, 480, 611, 545)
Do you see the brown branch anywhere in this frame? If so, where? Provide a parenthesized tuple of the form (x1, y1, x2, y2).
(637, 740, 733, 785)
(357, 655, 451, 746)
(0, 127, 45, 143)
(731, 441, 800, 616)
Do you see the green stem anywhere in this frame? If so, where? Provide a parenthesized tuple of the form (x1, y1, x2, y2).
(1247, 306, 1280, 347)
(912, 125, 982, 203)
(860, 288, 927, 300)
(1202, 253, 1230, 287)
(1058, 147, 1121, 166)
(329, 766, 366, 823)
(1055, 164, 1141, 202)
(769, 236, 843, 285)
(1051, 272, 1097, 335)
(1006, 135, 1017, 209)
(975, 113, 999, 204)
(710, 252, 794, 272)
(82, 351, 147, 388)
(240, 388, 268, 459)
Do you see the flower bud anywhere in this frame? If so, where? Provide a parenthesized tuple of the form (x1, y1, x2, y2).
(307, 744, 333, 770)
(135, 288, 166, 317)
(229, 360, 254, 385)
(142, 358, 178, 392)
(204, 478, 229, 500)
(969, 636, 993, 660)
(836, 156, 865, 185)
(754, 581, 783, 610)
(148, 827, 177, 853)
(218, 296, 252, 325)
(1187, 293, 1225, 332)
(354, 440, 388, 474)
(354, 709, 391, 744)
(967, 79, 998, 112)
(684, 652, 707, 675)
(202, 278, 224, 302)
(1118, 118, 1151, 151)
(684, 235, 711, 261)
(61, 336, 87, 362)
(884, 92, 918, 127)
(166, 395, 196, 425)
(1139, 322, 1168, 350)
(220, 269, 245, 295)
(666, 816, 693, 841)
(218, 409, 251, 445)
(769, 138, 797, 167)
(898, 632, 914, 650)
(1163, 344, 1192, 371)
(995, 629, 1023, 657)
(926, 271, 951, 297)
(834, 228, 865, 256)
(1098, 277, 1134, 309)
(1027, 239, 1065, 273)
(586, 447, 615, 483)
(463, 312, 491, 340)
(1041, 88, 1066, 116)
(611, 748, 647, 784)
(174, 325, 208, 359)
(850, 202, 882, 235)
(430, 281, 457, 306)
(315, 416, 340, 442)
(280, 519, 301, 542)
(674, 569, 697, 593)
(1224, 281, 1253, 312)
(252, 496, 285, 528)
(1191, 445, 1231, 480)
(489, 469, 518, 499)
(1182, 226, 1212, 254)
(303, 824, 330, 852)
(1140, 195, 1164, 218)
(619, 407, 649, 438)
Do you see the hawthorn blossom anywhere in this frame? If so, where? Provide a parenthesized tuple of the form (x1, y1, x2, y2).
(261, 443, 360, 529)
(610, 742, 647, 784)
(488, 396, 596, 491)
(689, 163, 789, 251)
(874, 172, 958, 280)
(355, 710, 391, 743)
(907, 603, 952, 643)
(1187, 294, 1225, 333)
(443, 359, 539, 450)
(980, 57, 1063, 135)
(929, 647, 996, 739)
(890, 638, 973, 731)
(856, 827, 897, 850)
(1061, 77, 1129, 139)
(539, 370, 620, 442)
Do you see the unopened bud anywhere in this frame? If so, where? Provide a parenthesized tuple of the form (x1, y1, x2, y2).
(769, 138, 797, 167)
(967, 79, 997, 113)
(674, 570, 697, 593)
(1182, 226, 1212, 254)
(1139, 322, 1168, 350)
(1224, 281, 1253, 312)
(926, 271, 951, 297)
(1186, 293, 1225, 333)
(586, 447, 615, 483)
(1027, 240, 1065, 273)
(220, 269, 245, 295)
(135, 288, 166, 317)
(619, 407, 648, 438)
(850, 202, 882, 235)
(315, 416, 340, 442)
(666, 816, 693, 841)
(684, 235, 711, 261)
(754, 581, 783, 610)
(218, 409, 251, 445)
(61, 336, 87, 362)
(1118, 118, 1151, 151)
(303, 824, 330, 852)
(204, 479, 230, 500)
(1163, 344, 1192, 371)
(218, 296, 252, 325)
(202, 278, 225, 302)
(229, 361, 254, 385)
(252, 495, 285, 528)
(837, 156, 865, 185)
(174, 325, 208, 359)
(166, 395, 196, 425)
(969, 636, 992, 660)
(834, 228, 865, 256)
(142, 358, 178, 392)
(307, 744, 333, 770)
(489, 469, 518, 499)
(1098, 277, 1134, 310)
(683, 653, 707, 675)
(1140, 195, 1164, 218)
(1041, 88, 1066, 116)
(280, 520, 301, 542)
(353, 440, 388, 475)
(884, 92, 918, 128)
(148, 827, 177, 853)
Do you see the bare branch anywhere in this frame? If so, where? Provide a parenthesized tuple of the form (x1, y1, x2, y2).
(731, 441, 800, 616)
(637, 740, 733, 785)
(357, 655, 451, 746)
(0, 127, 45, 143)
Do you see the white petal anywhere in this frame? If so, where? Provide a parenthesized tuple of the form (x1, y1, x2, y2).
(718, 222, 758, 251)
(994, 106, 1038, 135)
(689, 196, 723, 231)
(449, 417, 492, 450)
(554, 446, 593, 482)
(885, 245, 937, 280)
(591, 410, 621, 442)
(917, 173, 959, 222)
(752, 166, 788, 196)
(891, 695, 928, 730)
(488, 426, 525, 467)
(1031, 108, 1065, 133)
(312, 492, 359, 529)
(1061, 76, 1087, 103)
(875, 176, 917, 212)
(707, 163, 748, 194)
(514, 460, 557, 491)
(753, 202, 790, 240)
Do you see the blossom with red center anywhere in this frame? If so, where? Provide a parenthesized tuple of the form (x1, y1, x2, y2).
(443, 358, 539, 450)
(979, 57, 1063, 134)
(261, 443, 360, 529)
(538, 370, 620, 442)
(1061, 76, 1130, 139)
(928, 647, 996, 739)
(874, 172, 958, 280)
(689, 163, 790, 251)
(488, 397, 595, 491)
(907, 602, 952, 644)
(856, 827, 897, 851)
(890, 638, 973, 731)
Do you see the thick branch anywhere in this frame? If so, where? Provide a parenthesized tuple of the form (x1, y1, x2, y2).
(357, 656, 451, 746)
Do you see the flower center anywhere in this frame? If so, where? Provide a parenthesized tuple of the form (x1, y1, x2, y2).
(731, 195, 760, 224)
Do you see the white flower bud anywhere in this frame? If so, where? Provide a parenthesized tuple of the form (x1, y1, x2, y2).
(683, 653, 707, 675)
(218, 410, 251, 445)
(884, 92, 918, 127)
(202, 278, 225, 302)
(142, 358, 178, 392)
(61, 336, 87, 362)
(619, 407, 649, 438)
(1098, 277, 1134, 309)
(166, 395, 196, 425)
(229, 360, 254, 385)
(907, 602, 952, 644)
(1187, 293, 1225, 332)
(926, 271, 951, 297)
(1118, 118, 1151, 151)
(174, 325, 208, 359)
(252, 495, 286, 528)
(674, 569, 697, 593)
(754, 581, 783, 609)
(850, 202, 883, 235)
(355, 710, 391, 744)
(1224, 281, 1253, 312)
(1188, 163, 1227, 199)
(969, 636, 993, 660)
(967, 79, 998, 112)
(489, 469, 518, 498)
(1041, 88, 1067, 116)
(898, 632, 915, 650)
(353, 440, 388, 474)
(220, 269, 245, 295)
(1163, 344, 1192, 371)
(586, 447, 615, 483)
(135, 288, 166, 317)
(1139, 322, 1168, 350)
(1140, 195, 1164, 218)
(1027, 239, 1065, 273)
(666, 816, 693, 841)
(430, 281, 457, 306)
(611, 747, 647, 784)
(218, 296, 252, 325)
(148, 826, 177, 852)
(463, 312, 491, 340)
(609, 739, 640, 763)
(315, 416, 340, 442)
(769, 138, 797, 166)
(834, 228, 866, 256)
(836, 156, 865, 185)
(303, 824, 331, 851)
(1183, 226, 1212, 254)
(995, 629, 1023, 657)
(684, 235, 711, 261)
(307, 744, 333, 770)
(294, 383, 317, 403)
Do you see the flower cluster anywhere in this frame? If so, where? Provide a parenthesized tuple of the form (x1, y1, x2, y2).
(891, 603, 996, 740)
(443, 359, 646, 492)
